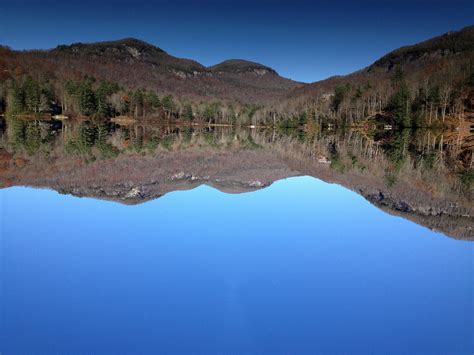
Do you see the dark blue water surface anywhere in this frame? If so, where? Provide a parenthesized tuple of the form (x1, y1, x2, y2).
(1, 177, 473, 353)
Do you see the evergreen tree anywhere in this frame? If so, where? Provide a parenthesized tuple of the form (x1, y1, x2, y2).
(331, 84, 350, 112)
(145, 90, 160, 113)
(9, 82, 26, 113)
(96, 81, 119, 117)
(390, 81, 412, 127)
(203, 102, 220, 123)
(184, 103, 193, 120)
(467, 71, 474, 88)
(79, 81, 97, 116)
(162, 95, 175, 116)
(79, 121, 97, 147)
(389, 68, 412, 127)
(298, 112, 308, 127)
(10, 118, 26, 144)
(96, 122, 109, 145)
(392, 66, 405, 84)
(23, 76, 41, 113)
(24, 122, 42, 155)
(0, 83, 6, 112)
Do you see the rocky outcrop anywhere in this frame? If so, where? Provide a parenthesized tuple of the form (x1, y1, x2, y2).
(362, 189, 473, 240)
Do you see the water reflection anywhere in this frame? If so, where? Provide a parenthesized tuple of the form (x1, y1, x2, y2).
(0, 116, 472, 239)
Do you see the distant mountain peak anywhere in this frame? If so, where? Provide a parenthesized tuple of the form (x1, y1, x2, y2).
(52, 38, 167, 58)
(210, 59, 277, 75)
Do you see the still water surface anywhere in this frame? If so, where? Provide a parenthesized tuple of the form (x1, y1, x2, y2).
(1, 176, 473, 353)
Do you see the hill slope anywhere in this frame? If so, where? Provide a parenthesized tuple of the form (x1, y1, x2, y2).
(284, 25, 474, 129)
(0, 38, 301, 104)
(290, 25, 474, 99)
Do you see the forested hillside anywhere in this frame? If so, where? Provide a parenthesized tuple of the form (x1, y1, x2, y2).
(0, 38, 300, 124)
(287, 25, 474, 128)
(0, 26, 473, 128)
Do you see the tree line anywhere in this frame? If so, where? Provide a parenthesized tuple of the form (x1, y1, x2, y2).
(1, 59, 473, 129)
(0, 75, 269, 125)
(287, 60, 474, 129)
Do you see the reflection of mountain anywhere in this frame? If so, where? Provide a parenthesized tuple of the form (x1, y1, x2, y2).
(16, 150, 299, 204)
(0, 118, 472, 240)
(285, 158, 473, 241)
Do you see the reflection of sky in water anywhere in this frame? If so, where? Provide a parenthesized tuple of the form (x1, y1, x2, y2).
(1, 176, 473, 353)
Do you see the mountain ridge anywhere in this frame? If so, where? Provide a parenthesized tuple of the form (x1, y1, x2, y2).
(1, 25, 473, 126)
(0, 37, 301, 104)
(5, 24, 472, 85)
(52, 39, 282, 75)
(3, 24, 473, 81)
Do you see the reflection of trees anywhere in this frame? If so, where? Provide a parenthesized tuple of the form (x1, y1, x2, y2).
(5, 117, 52, 155)
(2, 116, 472, 198)
(382, 129, 411, 186)
(251, 126, 472, 197)
(64, 120, 118, 160)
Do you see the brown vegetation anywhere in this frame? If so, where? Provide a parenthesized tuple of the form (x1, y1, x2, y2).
(1, 26, 474, 128)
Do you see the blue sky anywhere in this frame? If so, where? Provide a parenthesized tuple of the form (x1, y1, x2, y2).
(1, 0, 473, 82)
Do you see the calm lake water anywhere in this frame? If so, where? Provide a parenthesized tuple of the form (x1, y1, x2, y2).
(1, 177, 473, 353)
